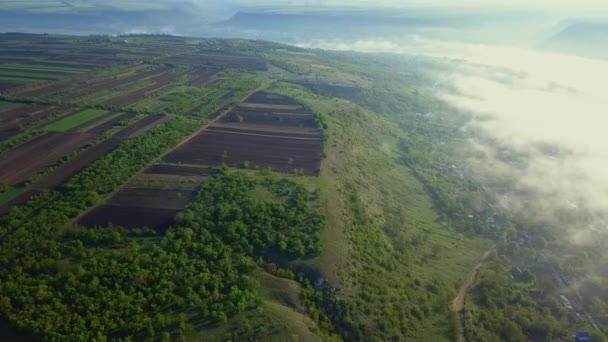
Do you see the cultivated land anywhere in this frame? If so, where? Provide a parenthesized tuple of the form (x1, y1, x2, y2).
(164, 98, 324, 176)
(0, 33, 597, 342)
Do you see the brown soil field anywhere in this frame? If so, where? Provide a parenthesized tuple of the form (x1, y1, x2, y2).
(0, 105, 67, 141)
(113, 115, 168, 139)
(0, 105, 66, 131)
(100, 72, 175, 108)
(21, 60, 98, 69)
(0, 128, 21, 142)
(0, 190, 43, 216)
(20, 106, 69, 128)
(85, 112, 137, 135)
(108, 188, 196, 210)
(208, 125, 323, 139)
(238, 103, 304, 111)
(189, 69, 219, 87)
(164, 130, 323, 175)
(78, 205, 180, 232)
(18, 83, 69, 99)
(232, 105, 311, 115)
(30, 114, 168, 190)
(65, 66, 169, 100)
(16, 71, 98, 99)
(0, 132, 95, 185)
(31, 137, 122, 190)
(0, 82, 17, 92)
(128, 174, 206, 190)
(0, 102, 22, 114)
(220, 108, 318, 128)
(0, 104, 52, 126)
(243, 91, 301, 105)
(144, 164, 216, 177)
(163, 53, 266, 71)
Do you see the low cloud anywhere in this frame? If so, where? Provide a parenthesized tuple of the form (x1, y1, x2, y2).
(300, 36, 608, 232)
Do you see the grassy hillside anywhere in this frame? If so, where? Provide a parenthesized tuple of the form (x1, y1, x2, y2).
(267, 82, 491, 340)
(3, 34, 582, 341)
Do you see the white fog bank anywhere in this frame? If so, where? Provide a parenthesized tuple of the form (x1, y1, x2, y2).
(299, 37, 608, 224)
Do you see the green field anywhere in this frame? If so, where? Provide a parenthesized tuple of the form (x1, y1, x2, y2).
(44, 109, 109, 131)
(0, 33, 598, 342)
(0, 187, 25, 206)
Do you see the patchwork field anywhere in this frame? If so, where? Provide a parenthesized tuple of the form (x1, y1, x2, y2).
(0, 131, 95, 185)
(164, 92, 324, 175)
(0, 104, 66, 140)
(78, 205, 181, 232)
(77, 91, 323, 233)
(162, 52, 267, 71)
(78, 177, 199, 231)
(0, 33, 529, 342)
(44, 109, 109, 131)
(0, 110, 165, 212)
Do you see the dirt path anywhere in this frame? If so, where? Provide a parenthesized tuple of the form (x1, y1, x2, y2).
(452, 246, 495, 342)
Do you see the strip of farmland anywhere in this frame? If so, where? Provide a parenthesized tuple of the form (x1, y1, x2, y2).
(188, 69, 219, 87)
(85, 112, 137, 135)
(0, 104, 67, 141)
(163, 53, 267, 71)
(105, 188, 196, 210)
(0, 132, 95, 186)
(60, 66, 170, 101)
(31, 115, 162, 190)
(0, 81, 17, 91)
(113, 115, 169, 139)
(219, 107, 319, 127)
(164, 130, 322, 174)
(30, 137, 122, 190)
(78, 205, 181, 232)
(144, 165, 217, 177)
(208, 124, 323, 139)
(99, 72, 175, 108)
(243, 91, 301, 105)
(164, 92, 324, 175)
(0, 190, 43, 216)
(44, 109, 109, 132)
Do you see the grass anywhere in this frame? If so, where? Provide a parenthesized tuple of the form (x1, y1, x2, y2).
(73, 112, 121, 132)
(44, 109, 109, 132)
(250, 185, 279, 203)
(268, 83, 492, 341)
(0, 187, 25, 207)
(199, 269, 323, 341)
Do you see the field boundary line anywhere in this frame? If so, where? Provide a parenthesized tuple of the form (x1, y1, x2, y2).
(68, 87, 262, 225)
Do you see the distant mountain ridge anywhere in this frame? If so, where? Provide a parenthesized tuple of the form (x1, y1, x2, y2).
(545, 21, 608, 59)
(222, 10, 472, 29)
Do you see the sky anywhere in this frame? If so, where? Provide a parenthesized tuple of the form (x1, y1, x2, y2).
(232, 0, 608, 10)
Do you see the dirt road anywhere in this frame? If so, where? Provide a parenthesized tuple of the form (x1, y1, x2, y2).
(452, 247, 495, 342)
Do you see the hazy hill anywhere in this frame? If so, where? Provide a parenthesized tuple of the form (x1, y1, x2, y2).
(545, 22, 608, 59)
